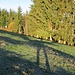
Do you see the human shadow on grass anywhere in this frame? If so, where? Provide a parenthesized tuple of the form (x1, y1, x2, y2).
(0, 30, 75, 75)
(27, 39, 75, 62)
(0, 31, 75, 61)
(36, 42, 51, 72)
(0, 48, 55, 75)
(26, 40, 75, 75)
(0, 48, 72, 75)
(0, 36, 51, 73)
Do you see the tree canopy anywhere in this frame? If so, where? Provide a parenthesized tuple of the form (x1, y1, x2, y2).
(0, 0, 75, 46)
(26, 0, 75, 46)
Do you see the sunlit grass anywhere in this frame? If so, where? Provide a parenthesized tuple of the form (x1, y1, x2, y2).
(0, 30, 75, 75)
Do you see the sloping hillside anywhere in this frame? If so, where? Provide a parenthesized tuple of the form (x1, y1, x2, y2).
(0, 30, 75, 75)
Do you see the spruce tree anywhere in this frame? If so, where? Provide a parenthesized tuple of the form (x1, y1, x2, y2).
(17, 6, 23, 33)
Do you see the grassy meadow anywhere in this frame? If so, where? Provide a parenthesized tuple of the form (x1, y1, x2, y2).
(0, 30, 75, 75)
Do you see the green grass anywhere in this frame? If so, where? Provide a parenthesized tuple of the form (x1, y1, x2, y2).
(0, 30, 75, 75)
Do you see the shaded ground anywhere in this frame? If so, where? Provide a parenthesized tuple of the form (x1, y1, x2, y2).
(0, 48, 52, 75)
(0, 30, 75, 75)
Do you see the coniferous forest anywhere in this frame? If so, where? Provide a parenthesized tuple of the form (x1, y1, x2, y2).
(0, 0, 75, 46)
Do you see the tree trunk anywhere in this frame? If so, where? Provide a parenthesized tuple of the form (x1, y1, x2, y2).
(50, 35, 52, 41)
(58, 39, 61, 43)
(18, 24, 21, 34)
(25, 24, 28, 35)
(64, 41, 66, 44)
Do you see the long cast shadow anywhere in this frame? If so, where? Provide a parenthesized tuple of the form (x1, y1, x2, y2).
(0, 30, 75, 75)
(0, 48, 53, 75)
(36, 41, 51, 72)
(0, 30, 75, 64)
(0, 48, 72, 75)
(27, 39, 75, 75)
(27, 39, 75, 62)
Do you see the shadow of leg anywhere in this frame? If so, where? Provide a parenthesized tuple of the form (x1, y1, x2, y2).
(43, 47, 51, 72)
(37, 48, 40, 67)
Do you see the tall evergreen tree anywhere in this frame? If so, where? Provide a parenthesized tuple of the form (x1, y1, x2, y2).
(17, 6, 23, 33)
(26, 0, 75, 45)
